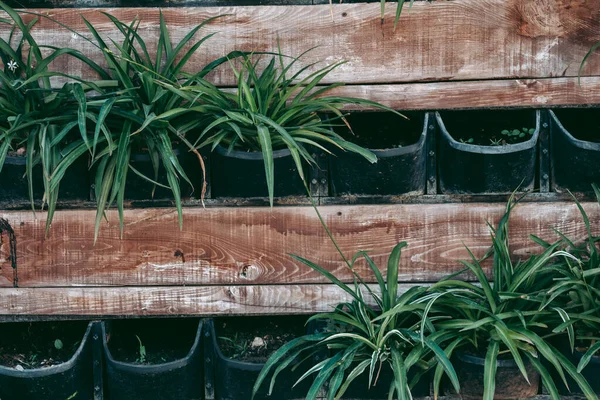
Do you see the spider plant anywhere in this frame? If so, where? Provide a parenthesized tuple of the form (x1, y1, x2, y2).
(157, 51, 403, 206)
(53, 11, 237, 241)
(421, 193, 597, 400)
(253, 243, 459, 399)
(0, 3, 110, 233)
(542, 185, 600, 374)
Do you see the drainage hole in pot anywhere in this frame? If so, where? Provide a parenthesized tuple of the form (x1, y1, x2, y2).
(216, 316, 308, 363)
(107, 318, 199, 364)
(332, 111, 423, 151)
(0, 320, 89, 370)
(440, 110, 537, 146)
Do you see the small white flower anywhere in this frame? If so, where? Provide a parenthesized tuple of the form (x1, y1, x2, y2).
(7, 60, 17, 72)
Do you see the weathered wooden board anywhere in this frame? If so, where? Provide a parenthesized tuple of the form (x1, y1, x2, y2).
(328, 77, 600, 110)
(10, 0, 600, 88)
(1, 202, 597, 288)
(0, 284, 391, 317)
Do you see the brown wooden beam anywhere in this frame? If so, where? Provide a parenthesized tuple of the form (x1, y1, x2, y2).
(1, 202, 597, 288)
(9, 0, 599, 88)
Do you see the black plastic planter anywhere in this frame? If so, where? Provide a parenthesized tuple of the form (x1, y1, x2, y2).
(206, 318, 312, 400)
(550, 109, 600, 193)
(446, 352, 540, 399)
(102, 319, 204, 400)
(124, 149, 196, 201)
(210, 146, 306, 199)
(0, 321, 95, 400)
(436, 110, 540, 194)
(0, 156, 43, 202)
(329, 112, 428, 196)
(0, 155, 90, 202)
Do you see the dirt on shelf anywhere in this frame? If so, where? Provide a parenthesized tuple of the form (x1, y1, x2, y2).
(0, 321, 89, 369)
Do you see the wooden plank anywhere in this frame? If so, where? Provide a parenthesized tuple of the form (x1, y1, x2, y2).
(1, 202, 598, 287)
(11, 0, 600, 88)
(328, 77, 600, 110)
(0, 284, 393, 316)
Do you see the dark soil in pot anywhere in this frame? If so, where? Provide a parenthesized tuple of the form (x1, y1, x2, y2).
(445, 350, 540, 399)
(210, 316, 312, 400)
(0, 320, 89, 369)
(210, 145, 307, 199)
(217, 317, 302, 363)
(436, 110, 540, 194)
(329, 111, 427, 196)
(550, 109, 600, 193)
(107, 318, 198, 364)
(0, 321, 95, 400)
(551, 109, 600, 143)
(103, 318, 204, 400)
(336, 112, 422, 149)
(124, 148, 196, 201)
(0, 153, 90, 202)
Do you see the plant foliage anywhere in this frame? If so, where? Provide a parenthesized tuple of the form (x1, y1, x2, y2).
(423, 193, 597, 400)
(0, 3, 109, 234)
(158, 50, 403, 206)
(543, 185, 600, 373)
(253, 241, 459, 399)
(57, 11, 234, 241)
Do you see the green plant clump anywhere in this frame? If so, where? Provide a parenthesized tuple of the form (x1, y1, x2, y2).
(253, 191, 599, 400)
(254, 242, 459, 399)
(159, 50, 401, 207)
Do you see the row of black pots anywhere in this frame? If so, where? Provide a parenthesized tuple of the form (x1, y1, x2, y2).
(213, 109, 600, 197)
(2, 318, 599, 400)
(1, 109, 598, 202)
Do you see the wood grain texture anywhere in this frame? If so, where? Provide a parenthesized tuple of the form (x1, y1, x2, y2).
(327, 77, 600, 110)
(1, 202, 598, 288)
(9, 0, 600, 88)
(0, 284, 392, 316)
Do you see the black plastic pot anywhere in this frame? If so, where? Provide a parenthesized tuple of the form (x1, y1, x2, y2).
(0, 154, 90, 202)
(102, 319, 204, 400)
(329, 112, 428, 196)
(549, 109, 600, 193)
(436, 110, 540, 194)
(207, 318, 312, 400)
(210, 145, 307, 199)
(124, 148, 196, 200)
(446, 351, 540, 399)
(550, 339, 600, 395)
(0, 321, 95, 400)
